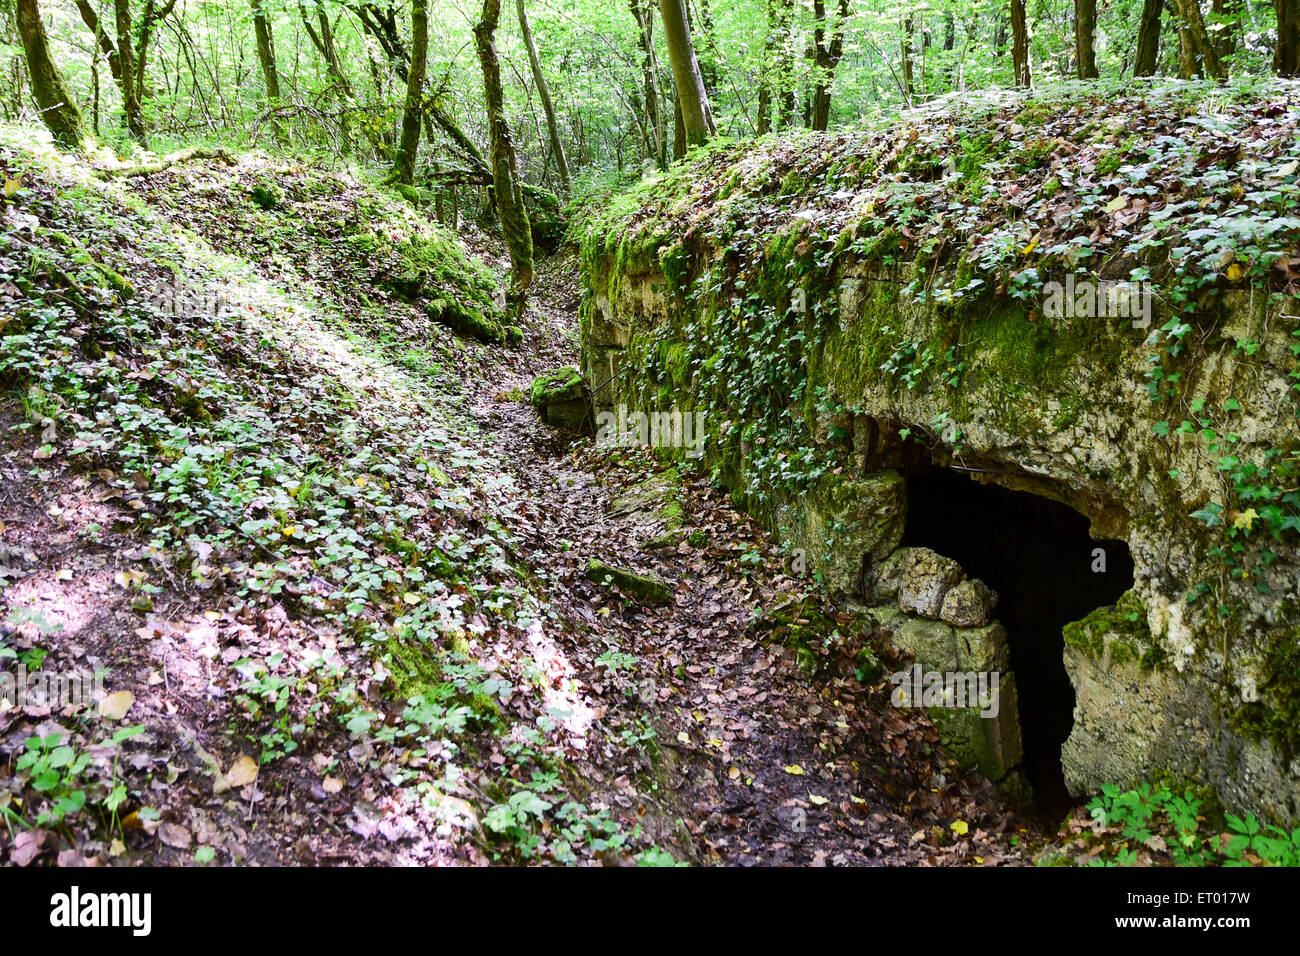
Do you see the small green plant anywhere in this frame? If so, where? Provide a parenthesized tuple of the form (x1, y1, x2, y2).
(13, 724, 144, 830)
(1222, 812, 1300, 867)
(595, 650, 639, 673)
(234, 655, 303, 763)
(1085, 783, 1300, 867)
(879, 329, 936, 391)
(15, 733, 93, 826)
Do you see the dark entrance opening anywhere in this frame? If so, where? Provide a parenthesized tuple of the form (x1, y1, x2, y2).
(900, 469, 1133, 813)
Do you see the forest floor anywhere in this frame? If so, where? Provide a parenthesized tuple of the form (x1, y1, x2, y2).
(0, 138, 1062, 866)
(461, 252, 1044, 865)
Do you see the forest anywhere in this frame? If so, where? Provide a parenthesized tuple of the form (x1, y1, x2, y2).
(0, 0, 1298, 887)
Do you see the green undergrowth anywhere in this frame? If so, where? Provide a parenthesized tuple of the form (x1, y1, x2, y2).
(132, 150, 508, 358)
(0, 128, 670, 865)
(581, 79, 1300, 503)
(1059, 782, 1300, 867)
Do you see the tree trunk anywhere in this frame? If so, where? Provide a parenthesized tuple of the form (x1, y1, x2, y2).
(1211, 0, 1237, 59)
(810, 0, 849, 131)
(133, 1, 175, 112)
(75, 0, 121, 80)
(300, 1, 351, 93)
(91, 53, 100, 134)
(516, 0, 569, 191)
(673, 95, 685, 159)
(658, 0, 715, 147)
(250, 0, 282, 100)
(1277, 0, 1300, 75)
(85, 0, 172, 143)
(901, 14, 915, 104)
(775, 0, 796, 128)
(697, 0, 718, 95)
(299, 1, 353, 151)
(475, 0, 533, 316)
(1172, 0, 1226, 78)
(1075, 0, 1098, 77)
(393, 0, 427, 185)
(1011, 0, 1031, 87)
(630, 0, 665, 164)
(1174, 5, 1195, 77)
(1135, 0, 1163, 75)
(113, 0, 144, 141)
(15, 0, 86, 147)
(756, 0, 776, 134)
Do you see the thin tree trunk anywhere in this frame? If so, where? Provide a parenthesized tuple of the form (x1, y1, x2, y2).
(250, 0, 282, 100)
(250, 0, 286, 143)
(75, 0, 121, 79)
(300, 1, 351, 93)
(16, 0, 86, 147)
(658, 0, 715, 146)
(775, 0, 796, 127)
(1011, 0, 1031, 87)
(113, 0, 144, 141)
(631, 0, 664, 164)
(299, 1, 353, 151)
(1211, 0, 1237, 59)
(697, 0, 718, 95)
(756, 0, 776, 134)
(91, 53, 100, 134)
(901, 14, 915, 104)
(1075, 0, 1098, 77)
(1174, 3, 1196, 76)
(393, 0, 426, 185)
(516, 0, 569, 191)
(941, 11, 956, 90)
(810, 0, 849, 131)
(475, 0, 533, 316)
(134, 1, 175, 111)
(1277, 0, 1300, 75)
(673, 94, 685, 159)
(1135, 0, 1162, 74)
(1172, 0, 1226, 78)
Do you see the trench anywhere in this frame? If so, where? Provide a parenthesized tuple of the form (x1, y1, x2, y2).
(899, 468, 1133, 812)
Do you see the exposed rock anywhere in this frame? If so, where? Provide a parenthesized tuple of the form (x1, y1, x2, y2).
(897, 548, 965, 619)
(606, 470, 685, 550)
(781, 471, 906, 595)
(529, 367, 591, 432)
(578, 90, 1300, 820)
(928, 673, 1023, 782)
(894, 617, 958, 672)
(863, 546, 912, 603)
(1061, 630, 1187, 799)
(940, 578, 998, 628)
(584, 559, 673, 605)
(529, 366, 584, 405)
(955, 622, 1010, 672)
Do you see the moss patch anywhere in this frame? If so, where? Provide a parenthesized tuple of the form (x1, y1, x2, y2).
(1232, 625, 1300, 761)
(529, 367, 584, 406)
(380, 229, 505, 343)
(1063, 589, 1164, 669)
(584, 559, 674, 604)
